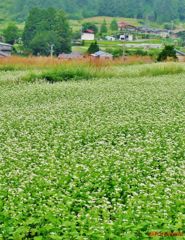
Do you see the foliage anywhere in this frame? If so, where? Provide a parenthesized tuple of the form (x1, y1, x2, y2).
(23, 8, 71, 55)
(132, 49, 148, 56)
(82, 22, 98, 34)
(106, 48, 123, 58)
(157, 45, 177, 62)
(163, 22, 175, 30)
(2, 0, 185, 23)
(30, 31, 60, 56)
(3, 23, 19, 44)
(110, 19, 118, 32)
(87, 41, 100, 54)
(177, 31, 185, 40)
(100, 19, 108, 35)
(25, 65, 100, 83)
(0, 63, 185, 239)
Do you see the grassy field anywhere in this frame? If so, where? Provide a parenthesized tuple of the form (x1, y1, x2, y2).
(0, 60, 185, 239)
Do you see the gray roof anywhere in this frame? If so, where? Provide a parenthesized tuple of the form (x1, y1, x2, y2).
(91, 51, 113, 57)
(58, 52, 83, 59)
(175, 49, 185, 56)
(0, 42, 12, 47)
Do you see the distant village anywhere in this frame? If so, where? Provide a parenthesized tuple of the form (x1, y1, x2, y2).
(1, 20, 185, 61)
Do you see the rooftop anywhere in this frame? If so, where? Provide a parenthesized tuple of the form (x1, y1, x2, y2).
(84, 29, 94, 34)
(0, 42, 12, 47)
(175, 49, 185, 56)
(91, 51, 113, 57)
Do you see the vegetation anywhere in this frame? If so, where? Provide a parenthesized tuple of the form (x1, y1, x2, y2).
(3, 23, 19, 44)
(100, 19, 108, 35)
(82, 22, 98, 34)
(0, 60, 185, 239)
(1, 0, 185, 23)
(110, 19, 118, 32)
(87, 41, 100, 54)
(23, 8, 71, 56)
(157, 45, 177, 62)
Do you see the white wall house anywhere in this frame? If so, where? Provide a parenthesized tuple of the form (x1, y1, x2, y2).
(105, 36, 116, 41)
(119, 34, 133, 41)
(81, 32, 95, 41)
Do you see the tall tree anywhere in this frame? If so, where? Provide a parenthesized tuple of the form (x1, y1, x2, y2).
(22, 8, 71, 55)
(100, 19, 108, 35)
(3, 23, 19, 44)
(110, 19, 118, 32)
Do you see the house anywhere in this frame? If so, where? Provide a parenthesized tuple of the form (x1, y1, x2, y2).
(118, 22, 136, 31)
(159, 30, 170, 38)
(105, 36, 116, 41)
(175, 50, 185, 62)
(119, 34, 133, 41)
(91, 51, 113, 60)
(0, 42, 12, 57)
(0, 51, 9, 57)
(58, 52, 84, 60)
(81, 29, 95, 41)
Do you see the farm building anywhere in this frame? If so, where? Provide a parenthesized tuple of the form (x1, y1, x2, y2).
(175, 50, 185, 62)
(91, 51, 113, 60)
(58, 52, 84, 60)
(81, 29, 95, 41)
(0, 42, 12, 57)
(119, 34, 133, 41)
(105, 36, 116, 41)
(118, 22, 136, 31)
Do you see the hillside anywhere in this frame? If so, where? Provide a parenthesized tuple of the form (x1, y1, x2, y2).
(1, 0, 185, 23)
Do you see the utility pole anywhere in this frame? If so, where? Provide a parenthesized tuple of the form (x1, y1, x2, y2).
(50, 44, 54, 58)
(122, 43, 126, 61)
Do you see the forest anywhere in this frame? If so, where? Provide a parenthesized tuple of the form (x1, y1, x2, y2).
(1, 0, 185, 23)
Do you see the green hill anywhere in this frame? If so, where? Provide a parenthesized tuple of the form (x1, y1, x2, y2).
(1, 0, 185, 23)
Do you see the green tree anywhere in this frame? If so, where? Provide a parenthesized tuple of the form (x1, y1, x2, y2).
(22, 8, 71, 55)
(54, 10, 72, 54)
(82, 22, 98, 34)
(30, 31, 60, 56)
(87, 41, 100, 54)
(100, 19, 108, 35)
(157, 45, 177, 61)
(110, 19, 118, 32)
(3, 23, 19, 45)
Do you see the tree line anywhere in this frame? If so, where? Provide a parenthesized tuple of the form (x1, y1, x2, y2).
(7, 0, 185, 23)
(3, 8, 72, 56)
(2, 10, 119, 56)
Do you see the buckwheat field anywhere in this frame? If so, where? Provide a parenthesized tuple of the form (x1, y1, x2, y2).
(0, 63, 184, 239)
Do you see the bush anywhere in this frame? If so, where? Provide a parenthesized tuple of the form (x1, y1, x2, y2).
(135, 49, 148, 56)
(157, 45, 177, 62)
(106, 48, 123, 58)
(87, 41, 100, 54)
(23, 63, 110, 83)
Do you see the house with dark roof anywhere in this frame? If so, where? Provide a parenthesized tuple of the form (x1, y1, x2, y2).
(0, 42, 12, 57)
